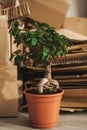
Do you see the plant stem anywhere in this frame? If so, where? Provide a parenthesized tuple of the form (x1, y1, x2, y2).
(45, 65, 52, 80)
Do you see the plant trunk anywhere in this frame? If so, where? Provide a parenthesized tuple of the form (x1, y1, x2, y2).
(45, 65, 52, 80)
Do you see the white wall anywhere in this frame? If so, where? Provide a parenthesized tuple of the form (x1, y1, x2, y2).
(67, 0, 87, 17)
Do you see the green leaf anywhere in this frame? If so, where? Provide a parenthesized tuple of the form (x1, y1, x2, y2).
(41, 23, 49, 28)
(56, 50, 64, 57)
(9, 53, 15, 61)
(14, 20, 19, 27)
(14, 50, 22, 55)
(43, 50, 48, 56)
(25, 38, 31, 44)
(34, 22, 39, 28)
(9, 50, 22, 61)
(31, 37, 37, 46)
(14, 56, 23, 65)
(9, 20, 72, 67)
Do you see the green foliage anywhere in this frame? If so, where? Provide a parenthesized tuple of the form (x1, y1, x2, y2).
(9, 20, 71, 67)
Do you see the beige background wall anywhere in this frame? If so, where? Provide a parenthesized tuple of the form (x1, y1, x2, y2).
(67, 0, 87, 17)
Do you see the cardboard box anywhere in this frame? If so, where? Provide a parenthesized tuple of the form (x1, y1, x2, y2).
(19, 0, 71, 29)
(0, 65, 18, 117)
(63, 17, 87, 36)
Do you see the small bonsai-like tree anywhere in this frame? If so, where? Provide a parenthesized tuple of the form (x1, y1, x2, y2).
(10, 20, 71, 94)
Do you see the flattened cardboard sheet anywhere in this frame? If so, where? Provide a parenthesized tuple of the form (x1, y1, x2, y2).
(0, 65, 18, 117)
(63, 17, 87, 37)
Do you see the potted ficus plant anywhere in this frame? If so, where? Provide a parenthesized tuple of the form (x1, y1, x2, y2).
(9, 20, 71, 128)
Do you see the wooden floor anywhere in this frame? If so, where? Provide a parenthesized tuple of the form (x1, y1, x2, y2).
(0, 111, 87, 130)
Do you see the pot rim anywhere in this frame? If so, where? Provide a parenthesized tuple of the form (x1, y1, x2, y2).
(24, 88, 64, 97)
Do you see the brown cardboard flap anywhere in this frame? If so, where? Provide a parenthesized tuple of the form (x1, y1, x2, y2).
(19, 0, 71, 29)
(30, 0, 71, 14)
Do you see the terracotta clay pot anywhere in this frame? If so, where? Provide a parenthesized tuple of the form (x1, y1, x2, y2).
(24, 88, 64, 129)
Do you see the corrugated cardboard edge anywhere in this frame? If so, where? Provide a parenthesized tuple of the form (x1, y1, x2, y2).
(60, 107, 86, 112)
(57, 29, 87, 42)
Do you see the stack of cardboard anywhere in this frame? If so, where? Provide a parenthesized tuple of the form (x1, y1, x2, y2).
(56, 29, 87, 111)
(58, 19, 87, 111)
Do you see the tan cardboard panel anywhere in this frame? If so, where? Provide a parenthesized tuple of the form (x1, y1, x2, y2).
(63, 17, 87, 37)
(61, 97, 87, 108)
(0, 5, 1, 15)
(0, 16, 9, 65)
(19, 0, 71, 29)
(0, 65, 18, 117)
(63, 89, 85, 97)
(84, 89, 87, 97)
(29, 0, 71, 14)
